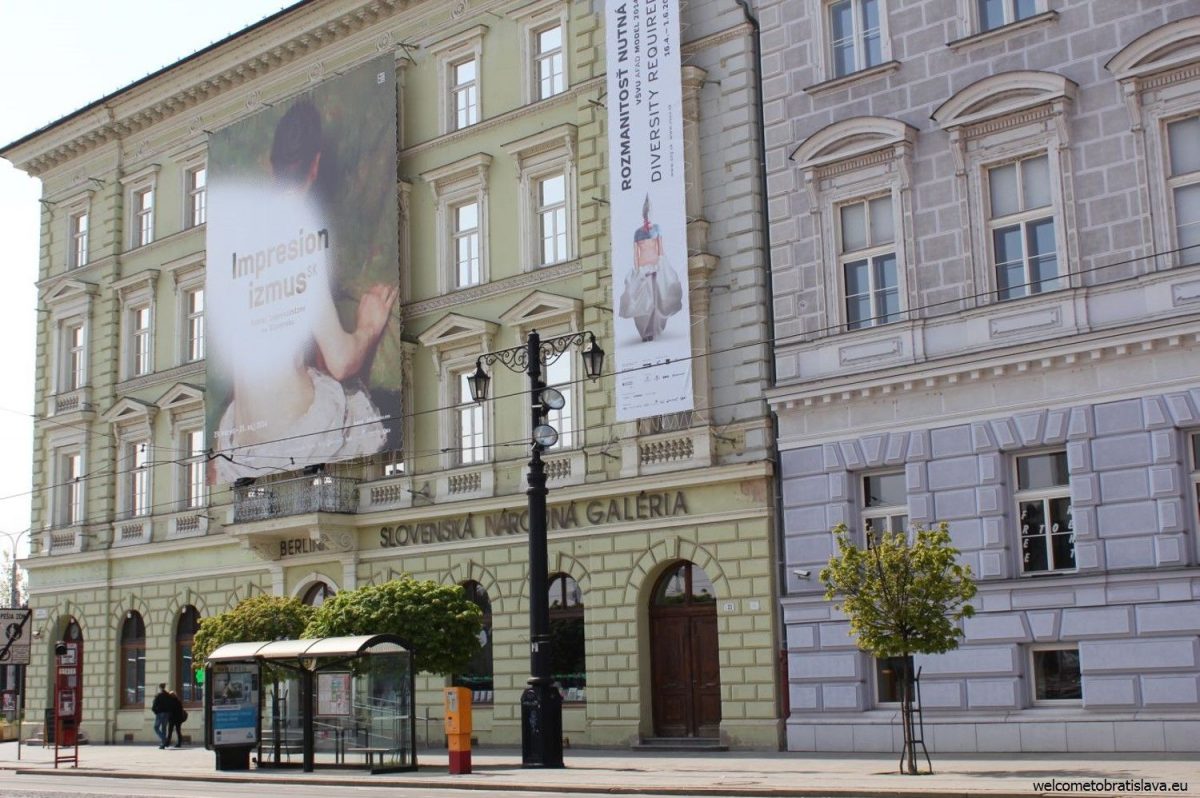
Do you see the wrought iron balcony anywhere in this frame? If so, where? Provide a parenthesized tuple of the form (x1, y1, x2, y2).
(232, 475, 359, 523)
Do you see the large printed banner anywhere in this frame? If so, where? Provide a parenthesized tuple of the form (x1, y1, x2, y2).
(206, 56, 400, 484)
(606, 0, 694, 422)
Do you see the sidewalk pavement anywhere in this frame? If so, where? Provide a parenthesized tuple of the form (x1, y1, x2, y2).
(0, 740, 1196, 797)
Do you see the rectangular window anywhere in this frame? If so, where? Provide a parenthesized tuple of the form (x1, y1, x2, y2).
(978, 0, 1038, 32)
(862, 471, 907, 538)
(544, 354, 574, 450)
(1016, 451, 1074, 574)
(187, 165, 207, 228)
(988, 154, 1060, 300)
(1191, 433, 1200, 526)
(839, 195, 900, 329)
(875, 655, 913, 704)
(63, 452, 83, 526)
(185, 287, 205, 362)
(535, 24, 565, 99)
(452, 58, 479, 130)
(134, 187, 154, 247)
(131, 305, 152, 376)
(1167, 116, 1200, 266)
(536, 172, 568, 266)
(457, 371, 485, 464)
(66, 323, 86, 391)
(129, 443, 150, 517)
(184, 430, 206, 510)
(1031, 647, 1082, 702)
(828, 0, 882, 78)
(453, 201, 481, 288)
(69, 211, 89, 269)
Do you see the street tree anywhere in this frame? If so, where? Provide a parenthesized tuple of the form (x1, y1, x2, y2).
(820, 522, 976, 775)
(192, 594, 315, 664)
(304, 577, 482, 676)
(0, 549, 27, 607)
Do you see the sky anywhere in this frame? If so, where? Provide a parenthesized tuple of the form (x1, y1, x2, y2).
(0, 1, 293, 560)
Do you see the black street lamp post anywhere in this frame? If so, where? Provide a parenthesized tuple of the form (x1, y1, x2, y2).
(469, 329, 603, 769)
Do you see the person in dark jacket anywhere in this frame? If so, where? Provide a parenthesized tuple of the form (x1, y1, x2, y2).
(166, 690, 186, 748)
(151, 684, 171, 748)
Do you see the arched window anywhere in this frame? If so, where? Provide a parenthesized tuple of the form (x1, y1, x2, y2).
(120, 611, 146, 708)
(453, 581, 493, 703)
(548, 573, 586, 702)
(176, 606, 201, 706)
(652, 561, 716, 607)
(301, 581, 334, 607)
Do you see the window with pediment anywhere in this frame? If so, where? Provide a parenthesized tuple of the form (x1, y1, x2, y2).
(417, 314, 498, 471)
(933, 71, 1077, 304)
(430, 26, 487, 135)
(1108, 17, 1200, 270)
(503, 125, 578, 271)
(791, 117, 916, 333)
(423, 154, 492, 292)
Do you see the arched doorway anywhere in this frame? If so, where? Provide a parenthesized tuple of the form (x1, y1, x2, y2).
(649, 561, 721, 738)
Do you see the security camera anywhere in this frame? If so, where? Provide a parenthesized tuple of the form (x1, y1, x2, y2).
(792, 569, 811, 579)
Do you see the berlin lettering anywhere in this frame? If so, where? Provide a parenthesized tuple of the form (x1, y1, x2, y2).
(279, 537, 326, 558)
(379, 491, 689, 549)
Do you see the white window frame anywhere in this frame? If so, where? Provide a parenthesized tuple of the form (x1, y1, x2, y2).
(167, 259, 205, 366)
(130, 304, 153, 377)
(453, 366, 487, 466)
(504, 125, 578, 272)
(534, 171, 569, 267)
(970, 0, 1045, 35)
(836, 194, 902, 330)
(124, 440, 151, 519)
(181, 428, 207, 510)
(69, 209, 90, 269)
(183, 286, 205, 363)
(63, 321, 87, 392)
(429, 26, 487, 136)
(860, 470, 908, 539)
(120, 164, 160, 250)
(1014, 449, 1075, 576)
(985, 152, 1062, 301)
(1190, 432, 1200, 536)
(807, 0, 893, 87)
(1165, 114, 1200, 267)
(514, 1, 569, 104)
(824, 0, 887, 79)
(1028, 644, 1082, 705)
(934, 72, 1076, 305)
(791, 117, 916, 335)
(114, 272, 158, 381)
(185, 162, 207, 228)
(422, 154, 492, 294)
(57, 449, 85, 527)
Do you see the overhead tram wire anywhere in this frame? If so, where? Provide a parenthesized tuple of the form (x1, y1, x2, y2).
(7, 242, 1198, 508)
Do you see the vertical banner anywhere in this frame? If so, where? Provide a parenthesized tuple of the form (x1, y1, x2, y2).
(606, 0, 694, 422)
(206, 55, 400, 483)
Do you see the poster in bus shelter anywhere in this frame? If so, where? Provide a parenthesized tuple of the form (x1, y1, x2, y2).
(205, 55, 401, 483)
(605, 0, 694, 421)
(317, 671, 351, 716)
(210, 662, 259, 746)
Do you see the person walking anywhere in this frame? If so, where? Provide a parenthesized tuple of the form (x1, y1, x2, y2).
(166, 689, 186, 748)
(151, 684, 171, 749)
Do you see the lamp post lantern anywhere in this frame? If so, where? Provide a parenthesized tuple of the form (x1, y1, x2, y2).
(471, 329, 603, 768)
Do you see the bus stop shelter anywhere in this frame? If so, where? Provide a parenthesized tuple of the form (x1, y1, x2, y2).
(204, 634, 416, 774)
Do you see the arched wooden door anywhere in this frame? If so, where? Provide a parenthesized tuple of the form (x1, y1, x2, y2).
(649, 561, 721, 738)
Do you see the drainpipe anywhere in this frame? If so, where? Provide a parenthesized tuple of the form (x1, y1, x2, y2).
(732, 0, 789, 747)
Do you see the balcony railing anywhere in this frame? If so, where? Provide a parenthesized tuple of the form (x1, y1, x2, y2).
(232, 475, 359, 523)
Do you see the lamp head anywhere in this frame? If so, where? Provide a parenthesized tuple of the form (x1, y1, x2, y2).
(468, 359, 490, 404)
(583, 333, 605, 381)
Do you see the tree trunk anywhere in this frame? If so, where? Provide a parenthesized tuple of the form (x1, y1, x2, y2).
(900, 656, 917, 775)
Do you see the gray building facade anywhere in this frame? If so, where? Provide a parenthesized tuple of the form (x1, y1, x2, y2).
(759, 0, 1200, 752)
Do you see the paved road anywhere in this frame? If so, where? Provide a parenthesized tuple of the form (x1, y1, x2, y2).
(3, 773, 756, 798)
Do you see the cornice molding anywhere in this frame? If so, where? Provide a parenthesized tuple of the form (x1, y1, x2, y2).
(769, 324, 1200, 411)
(403, 257, 584, 318)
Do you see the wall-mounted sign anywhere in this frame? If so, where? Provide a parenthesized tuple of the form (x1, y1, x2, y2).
(379, 491, 689, 549)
